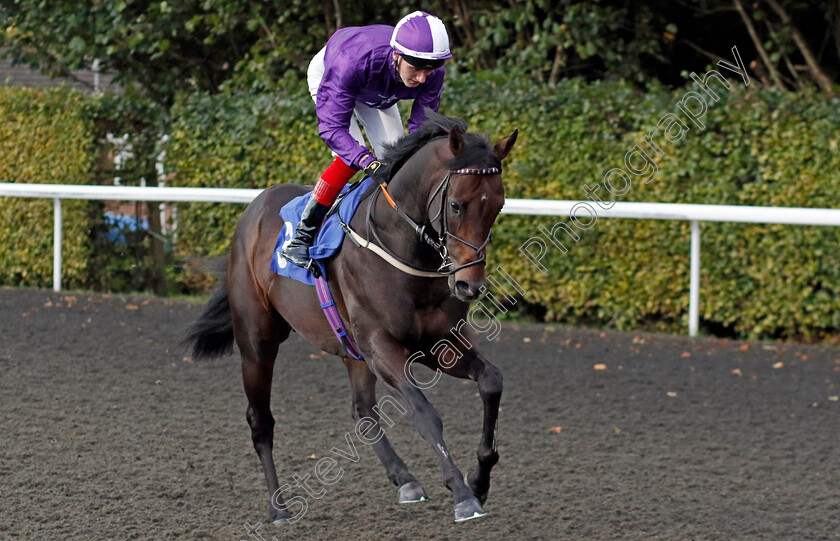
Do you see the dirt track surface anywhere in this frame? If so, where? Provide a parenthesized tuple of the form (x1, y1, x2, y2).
(1, 287, 839, 541)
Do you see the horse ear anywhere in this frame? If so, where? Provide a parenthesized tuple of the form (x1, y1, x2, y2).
(494, 129, 518, 161)
(449, 126, 465, 156)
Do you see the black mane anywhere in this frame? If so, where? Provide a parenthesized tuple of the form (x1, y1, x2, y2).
(379, 110, 499, 181)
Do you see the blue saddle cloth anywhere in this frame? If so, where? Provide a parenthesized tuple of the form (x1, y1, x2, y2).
(270, 177, 373, 286)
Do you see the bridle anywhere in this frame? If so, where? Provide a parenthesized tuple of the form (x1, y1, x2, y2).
(422, 167, 500, 273)
(339, 166, 501, 277)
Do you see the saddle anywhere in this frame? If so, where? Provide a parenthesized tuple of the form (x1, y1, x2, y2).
(270, 177, 374, 286)
(270, 178, 373, 360)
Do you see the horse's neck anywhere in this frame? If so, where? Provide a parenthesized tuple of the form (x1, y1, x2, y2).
(362, 142, 444, 264)
(385, 142, 442, 218)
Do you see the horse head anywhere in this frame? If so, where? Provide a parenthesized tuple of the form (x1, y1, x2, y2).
(372, 111, 517, 302)
(434, 124, 518, 302)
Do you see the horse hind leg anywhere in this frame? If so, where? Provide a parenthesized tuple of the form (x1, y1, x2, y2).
(235, 300, 294, 524)
(343, 358, 427, 504)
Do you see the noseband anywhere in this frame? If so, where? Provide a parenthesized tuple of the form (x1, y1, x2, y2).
(339, 166, 501, 277)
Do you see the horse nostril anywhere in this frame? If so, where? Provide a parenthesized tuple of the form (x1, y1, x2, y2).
(455, 280, 477, 299)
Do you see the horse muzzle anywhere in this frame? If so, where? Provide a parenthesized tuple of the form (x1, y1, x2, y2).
(449, 267, 486, 302)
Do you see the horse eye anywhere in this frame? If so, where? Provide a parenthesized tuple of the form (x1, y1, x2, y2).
(449, 200, 461, 214)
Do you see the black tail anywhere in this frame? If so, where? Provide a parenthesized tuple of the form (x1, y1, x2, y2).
(181, 283, 235, 360)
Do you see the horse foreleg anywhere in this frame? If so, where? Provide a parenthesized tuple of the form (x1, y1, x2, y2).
(368, 334, 487, 522)
(343, 358, 427, 503)
(444, 352, 502, 505)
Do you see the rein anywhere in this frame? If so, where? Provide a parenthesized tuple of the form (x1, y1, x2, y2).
(339, 166, 500, 277)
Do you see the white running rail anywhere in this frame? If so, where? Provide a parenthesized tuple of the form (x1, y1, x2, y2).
(3, 182, 840, 336)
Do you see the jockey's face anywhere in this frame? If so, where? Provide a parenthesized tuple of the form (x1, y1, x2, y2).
(393, 52, 436, 88)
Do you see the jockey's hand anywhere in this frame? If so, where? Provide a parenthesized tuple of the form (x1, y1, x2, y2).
(363, 159, 388, 185)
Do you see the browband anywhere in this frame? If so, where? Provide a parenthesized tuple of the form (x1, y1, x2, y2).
(449, 167, 500, 175)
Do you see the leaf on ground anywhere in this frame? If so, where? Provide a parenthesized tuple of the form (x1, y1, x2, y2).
(548, 426, 563, 434)
(593, 363, 607, 370)
(732, 368, 743, 376)
(125, 304, 139, 310)
(523, 337, 531, 343)
(681, 352, 691, 358)
(666, 391, 678, 397)
(738, 344, 749, 351)
(773, 361, 784, 369)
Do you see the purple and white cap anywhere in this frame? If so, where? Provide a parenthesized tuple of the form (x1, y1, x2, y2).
(390, 11, 452, 62)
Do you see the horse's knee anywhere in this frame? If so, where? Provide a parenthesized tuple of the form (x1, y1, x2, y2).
(479, 364, 503, 397)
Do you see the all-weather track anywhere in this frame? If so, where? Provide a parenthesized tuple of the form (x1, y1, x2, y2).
(1, 287, 838, 540)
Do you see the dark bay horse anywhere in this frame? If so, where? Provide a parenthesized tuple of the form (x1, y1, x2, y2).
(183, 112, 517, 524)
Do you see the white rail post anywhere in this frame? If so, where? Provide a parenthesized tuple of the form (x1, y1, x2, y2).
(53, 198, 62, 292)
(689, 220, 700, 336)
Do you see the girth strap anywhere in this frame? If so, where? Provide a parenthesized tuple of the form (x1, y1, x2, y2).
(314, 268, 365, 360)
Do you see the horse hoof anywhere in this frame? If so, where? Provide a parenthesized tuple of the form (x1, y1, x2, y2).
(398, 481, 428, 503)
(453, 496, 487, 522)
(270, 508, 294, 525)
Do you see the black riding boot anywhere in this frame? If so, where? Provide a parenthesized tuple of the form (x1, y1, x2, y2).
(281, 197, 330, 278)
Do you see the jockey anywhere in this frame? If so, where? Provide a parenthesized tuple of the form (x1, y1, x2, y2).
(282, 10, 452, 276)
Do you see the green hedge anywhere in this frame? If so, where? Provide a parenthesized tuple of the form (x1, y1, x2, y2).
(167, 73, 840, 340)
(2, 74, 836, 338)
(441, 72, 840, 340)
(167, 85, 323, 258)
(0, 86, 98, 289)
